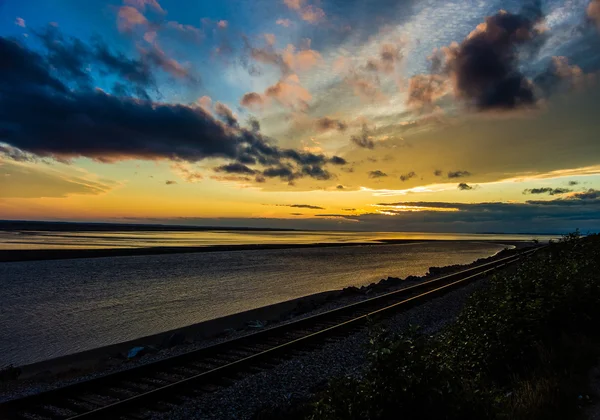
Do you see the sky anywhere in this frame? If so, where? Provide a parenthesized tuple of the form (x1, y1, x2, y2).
(1, 0, 600, 233)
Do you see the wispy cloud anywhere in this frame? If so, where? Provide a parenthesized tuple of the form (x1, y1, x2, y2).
(283, 0, 325, 23)
(447, 170, 471, 179)
(368, 170, 387, 178)
(273, 203, 325, 209)
(523, 187, 572, 195)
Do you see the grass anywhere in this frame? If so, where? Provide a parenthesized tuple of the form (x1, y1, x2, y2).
(254, 231, 600, 420)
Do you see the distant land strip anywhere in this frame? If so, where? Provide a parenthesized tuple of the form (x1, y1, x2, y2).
(0, 240, 534, 263)
(0, 241, 423, 263)
(0, 220, 299, 232)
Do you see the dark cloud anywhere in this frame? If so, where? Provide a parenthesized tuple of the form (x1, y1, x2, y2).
(525, 198, 600, 206)
(458, 183, 473, 190)
(214, 162, 256, 174)
(399, 171, 416, 182)
(569, 181, 580, 186)
(0, 35, 338, 183)
(248, 117, 261, 132)
(523, 187, 572, 195)
(364, 197, 600, 232)
(83, 39, 155, 94)
(236, 154, 257, 165)
(262, 166, 296, 181)
(378, 192, 600, 212)
(290, 213, 304, 216)
(210, 175, 252, 182)
(336, 184, 345, 190)
(165, 180, 177, 185)
(280, 150, 327, 166)
(329, 156, 347, 165)
(315, 214, 348, 217)
(315, 117, 348, 132)
(447, 170, 471, 178)
(411, 1, 568, 112)
(35, 27, 92, 87)
(0, 36, 67, 94)
(572, 189, 599, 200)
(214, 102, 238, 127)
(274, 204, 325, 210)
(0, 86, 236, 162)
(301, 165, 332, 180)
(369, 170, 388, 178)
(4, 27, 153, 96)
(351, 124, 375, 149)
(342, 208, 356, 211)
(33, 26, 192, 98)
(433, 169, 443, 176)
(377, 202, 464, 208)
(443, 5, 543, 110)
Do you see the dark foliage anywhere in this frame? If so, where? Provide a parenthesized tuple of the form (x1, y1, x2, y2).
(256, 232, 600, 420)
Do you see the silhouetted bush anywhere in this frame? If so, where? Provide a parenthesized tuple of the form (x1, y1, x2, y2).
(257, 232, 600, 420)
(0, 365, 21, 382)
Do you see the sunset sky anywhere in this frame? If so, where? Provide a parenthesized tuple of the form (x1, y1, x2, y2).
(1, 0, 600, 232)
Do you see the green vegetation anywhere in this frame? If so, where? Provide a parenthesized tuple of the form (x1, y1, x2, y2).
(257, 232, 600, 420)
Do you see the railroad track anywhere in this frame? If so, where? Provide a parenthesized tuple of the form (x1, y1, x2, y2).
(0, 247, 540, 420)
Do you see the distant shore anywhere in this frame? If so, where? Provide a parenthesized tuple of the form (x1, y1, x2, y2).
(0, 240, 533, 263)
(0, 220, 299, 232)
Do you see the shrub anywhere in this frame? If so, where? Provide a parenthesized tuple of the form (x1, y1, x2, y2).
(299, 233, 600, 420)
(0, 365, 21, 382)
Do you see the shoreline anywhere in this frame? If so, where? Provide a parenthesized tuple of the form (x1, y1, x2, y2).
(0, 239, 532, 263)
(0, 242, 532, 398)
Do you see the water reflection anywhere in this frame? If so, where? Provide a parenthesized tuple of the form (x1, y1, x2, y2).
(0, 230, 557, 250)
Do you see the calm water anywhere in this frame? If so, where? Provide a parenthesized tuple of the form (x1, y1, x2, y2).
(0, 240, 517, 366)
(0, 229, 553, 250)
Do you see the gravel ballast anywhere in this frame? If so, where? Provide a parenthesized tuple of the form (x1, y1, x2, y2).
(153, 277, 491, 420)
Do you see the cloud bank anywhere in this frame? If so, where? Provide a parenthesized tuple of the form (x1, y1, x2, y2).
(0, 34, 347, 183)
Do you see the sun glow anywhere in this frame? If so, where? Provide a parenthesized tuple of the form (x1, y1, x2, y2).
(360, 185, 454, 197)
(374, 204, 460, 214)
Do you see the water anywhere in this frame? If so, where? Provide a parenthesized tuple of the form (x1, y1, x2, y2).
(0, 240, 515, 366)
(0, 229, 552, 250)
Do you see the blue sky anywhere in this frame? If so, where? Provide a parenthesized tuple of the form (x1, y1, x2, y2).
(1, 0, 600, 232)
